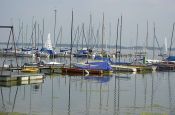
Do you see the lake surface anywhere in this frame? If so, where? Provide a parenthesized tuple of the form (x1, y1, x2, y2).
(0, 71, 175, 115)
(0, 48, 175, 115)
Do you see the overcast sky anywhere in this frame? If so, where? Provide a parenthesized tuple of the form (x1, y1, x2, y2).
(0, 0, 175, 47)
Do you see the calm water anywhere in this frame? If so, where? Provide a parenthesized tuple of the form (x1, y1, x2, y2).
(0, 71, 175, 115)
(0, 48, 175, 115)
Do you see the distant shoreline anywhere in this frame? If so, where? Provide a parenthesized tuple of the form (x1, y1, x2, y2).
(0, 42, 174, 51)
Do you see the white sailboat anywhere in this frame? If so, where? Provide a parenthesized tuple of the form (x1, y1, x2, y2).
(40, 33, 56, 57)
(44, 33, 53, 50)
(40, 33, 63, 66)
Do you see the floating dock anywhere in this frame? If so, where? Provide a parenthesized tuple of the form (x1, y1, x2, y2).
(132, 65, 157, 72)
(111, 65, 137, 72)
(111, 64, 156, 73)
(0, 73, 44, 82)
(0, 79, 43, 87)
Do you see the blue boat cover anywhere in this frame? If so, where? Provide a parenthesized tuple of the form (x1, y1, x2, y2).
(40, 48, 55, 55)
(166, 56, 175, 61)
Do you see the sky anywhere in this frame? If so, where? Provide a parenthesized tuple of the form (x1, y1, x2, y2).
(0, 0, 175, 48)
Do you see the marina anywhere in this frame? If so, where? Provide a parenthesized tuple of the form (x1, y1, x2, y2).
(1, 0, 175, 114)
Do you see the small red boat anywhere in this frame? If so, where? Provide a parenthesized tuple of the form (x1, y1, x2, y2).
(61, 67, 103, 75)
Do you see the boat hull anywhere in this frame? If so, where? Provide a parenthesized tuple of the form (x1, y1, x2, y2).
(61, 67, 103, 75)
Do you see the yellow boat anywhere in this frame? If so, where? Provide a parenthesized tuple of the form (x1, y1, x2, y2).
(21, 67, 39, 73)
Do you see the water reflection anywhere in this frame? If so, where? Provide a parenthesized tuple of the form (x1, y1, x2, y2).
(68, 75, 71, 115)
(113, 75, 120, 115)
(0, 72, 175, 115)
(84, 76, 111, 83)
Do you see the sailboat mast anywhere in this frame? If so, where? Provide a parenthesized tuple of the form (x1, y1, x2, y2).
(81, 23, 85, 49)
(116, 18, 119, 61)
(119, 15, 122, 63)
(34, 21, 37, 49)
(38, 24, 40, 48)
(136, 24, 138, 56)
(60, 26, 62, 50)
(102, 13, 104, 51)
(54, 9, 57, 48)
(42, 19, 44, 48)
(22, 22, 24, 49)
(146, 21, 148, 52)
(25, 24, 28, 48)
(108, 23, 111, 50)
(153, 23, 156, 60)
(88, 14, 92, 49)
(70, 10, 74, 68)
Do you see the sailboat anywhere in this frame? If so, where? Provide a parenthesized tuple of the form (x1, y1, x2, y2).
(40, 33, 57, 57)
(40, 33, 64, 66)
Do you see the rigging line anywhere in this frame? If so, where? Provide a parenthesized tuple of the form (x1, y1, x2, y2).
(28, 23, 36, 48)
(55, 27, 62, 47)
(80, 23, 84, 49)
(1, 28, 12, 75)
(16, 21, 22, 47)
(82, 24, 88, 49)
(72, 26, 79, 47)
(154, 35, 161, 54)
(90, 26, 97, 49)
(77, 27, 81, 49)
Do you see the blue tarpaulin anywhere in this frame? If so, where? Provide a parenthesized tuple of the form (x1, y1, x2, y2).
(166, 56, 175, 61)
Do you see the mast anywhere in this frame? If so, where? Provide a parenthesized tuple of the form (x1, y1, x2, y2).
(116, 18, 119, 61)
(22, 22, 24, 49)
(81, 23, 85, 49)
(38, 24, 40, 48)
(34, 21, 37, 49)
(59, 26, 63, 50)
(119, 15, 122, 63)
(136, 24, 138, 56)
(108, 23, 111, 50)
(169, 23, 175, 56)
(88, 14, 92, 49)
(54, 9, 57, 48)
(25, 24, 28, 48)
(42, 19, 44, 48)
(146, 21, 148, 52)
(70, 10, 73, 68)
(102, 13, 104, 52)
(153, 23, 156, 60)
